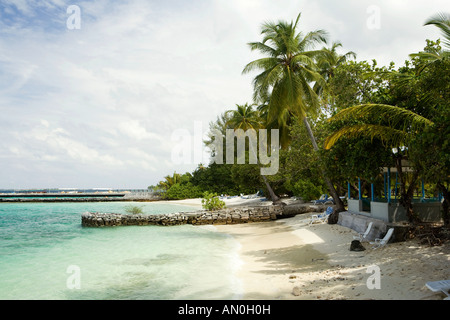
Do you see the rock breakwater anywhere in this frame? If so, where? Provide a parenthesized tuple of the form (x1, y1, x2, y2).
(81, 205, 283, 227)
(81, 203, 333, 227)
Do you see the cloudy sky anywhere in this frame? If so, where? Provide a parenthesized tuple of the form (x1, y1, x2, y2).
(0, 0, 447, 189)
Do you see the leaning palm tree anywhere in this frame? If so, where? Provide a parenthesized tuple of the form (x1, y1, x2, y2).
(225, 103, 281, 203)
(242, 12, 345, 210)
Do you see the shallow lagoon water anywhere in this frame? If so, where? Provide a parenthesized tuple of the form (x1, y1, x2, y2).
(0, 202, 242, 299)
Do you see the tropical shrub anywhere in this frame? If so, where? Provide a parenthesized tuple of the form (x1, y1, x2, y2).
(201, 192, 226, 211)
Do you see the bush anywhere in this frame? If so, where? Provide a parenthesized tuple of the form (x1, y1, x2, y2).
(201, 192, 226, 211)
(124, 205, 144, 214)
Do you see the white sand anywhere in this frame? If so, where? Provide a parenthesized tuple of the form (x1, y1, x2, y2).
(216, 214, 450, 300)
(158, 196, 274, 209)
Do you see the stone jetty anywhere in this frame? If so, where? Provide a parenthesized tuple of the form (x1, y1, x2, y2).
(81, 204, 333, 227)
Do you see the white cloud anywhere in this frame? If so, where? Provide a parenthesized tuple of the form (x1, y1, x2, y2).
(0, 0, 448, 188)
(16, 121, 124, 166)
(117, 119, 165, 142)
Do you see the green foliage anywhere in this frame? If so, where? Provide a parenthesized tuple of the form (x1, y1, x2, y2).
(325, 59, 392, 113)
(408, 58, 450, 185)
(230, 164, 262, 195)
(290, 179, 324, 202)
(158, 171, 204, 200)
(191, 163, 239, 195)
(282, 119, 325, 189)
(124, 205, 144, 214)
(163, 182, 203, 200)
(201, 192, 226, 211)
(323, 37, 449, 222)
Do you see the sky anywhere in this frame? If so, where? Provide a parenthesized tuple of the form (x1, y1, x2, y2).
(0, 0, 448, 189)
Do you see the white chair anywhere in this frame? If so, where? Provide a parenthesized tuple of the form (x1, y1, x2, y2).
(309, 207, 333, 225)
(426, 280, 450, 300)
(353, 222, 373, 242)
(370, 228, 394, 249)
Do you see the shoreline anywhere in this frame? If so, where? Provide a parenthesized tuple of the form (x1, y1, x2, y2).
(123, 197, 450, 300)
(216, 214, 449, 300)
(4, 196, 448, 299)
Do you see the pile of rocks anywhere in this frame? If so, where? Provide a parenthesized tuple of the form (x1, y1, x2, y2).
(189, 206, 281, 225)
(81, 212, 189, 227)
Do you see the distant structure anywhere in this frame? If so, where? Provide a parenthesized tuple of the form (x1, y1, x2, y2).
(0, 188, 161, 202)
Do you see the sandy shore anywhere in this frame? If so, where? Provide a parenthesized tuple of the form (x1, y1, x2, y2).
(216, 214, 449, 300)
(162, 197, 449, 300)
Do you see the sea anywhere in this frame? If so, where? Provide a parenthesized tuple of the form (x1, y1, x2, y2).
(0, 201, 243, 300)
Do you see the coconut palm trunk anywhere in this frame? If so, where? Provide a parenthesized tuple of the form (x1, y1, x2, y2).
(303, 117, 345, 210)
(261, 170, 280, 203)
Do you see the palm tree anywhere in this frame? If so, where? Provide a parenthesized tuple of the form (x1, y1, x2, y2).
(225, 103, 263, 130)
(225, 103, 281, 203)
(314, 41, 357, 96)
(242, 13, 345, 210)
(158, 172, 181, 190)
(203, 111, 232, 162)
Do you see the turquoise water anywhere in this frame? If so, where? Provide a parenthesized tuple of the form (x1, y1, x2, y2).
(0, 202, 242, 300)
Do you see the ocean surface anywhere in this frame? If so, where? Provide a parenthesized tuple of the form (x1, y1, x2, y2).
(0, 202, 242, 300)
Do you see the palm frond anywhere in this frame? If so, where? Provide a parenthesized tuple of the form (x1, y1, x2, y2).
(247, 41, 278, 57)
(329, 104, 433, 131)
(410, 51, 444, 61)
(300, 30, 328, 49)
(424, 12, 450, 49)
(324, 124, 408, 150)
(242, 57, 279, 74)
(337, 51, 357, 64)
(251, 64, 284, 103)
(291, 53, 319, 69)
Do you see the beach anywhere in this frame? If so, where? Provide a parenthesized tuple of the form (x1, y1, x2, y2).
(168, 197, 450, 300)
